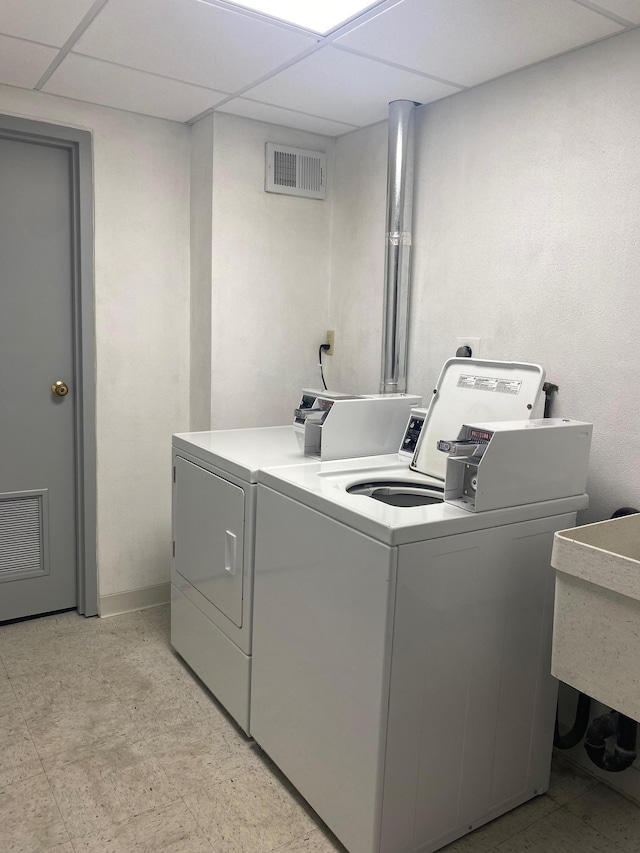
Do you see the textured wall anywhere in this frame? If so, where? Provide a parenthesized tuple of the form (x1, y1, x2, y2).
(209, 113, 334, 429)
(0, 85, 191, 599)
(190, 114, 214, 431)
(327, 120, 387, 395)
(330, 27, 640, 797)
(331, 28, 640, 525)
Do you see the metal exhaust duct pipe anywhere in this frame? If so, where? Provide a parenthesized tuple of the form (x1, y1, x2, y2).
(380, 100, 417, 394)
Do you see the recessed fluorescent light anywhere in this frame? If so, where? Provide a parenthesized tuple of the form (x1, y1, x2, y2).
(223, 0, 383, 34)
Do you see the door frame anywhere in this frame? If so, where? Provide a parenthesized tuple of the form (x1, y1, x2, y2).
(1, 113, 97, 616)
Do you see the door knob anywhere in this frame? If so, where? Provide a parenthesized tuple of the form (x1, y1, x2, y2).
(51, 380, 69, 397)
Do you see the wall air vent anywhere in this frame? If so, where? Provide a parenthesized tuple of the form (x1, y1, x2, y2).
(265, 143, 326, 200)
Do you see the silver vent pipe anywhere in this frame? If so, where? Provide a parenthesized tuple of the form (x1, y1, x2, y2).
(380, 100, 417, 394)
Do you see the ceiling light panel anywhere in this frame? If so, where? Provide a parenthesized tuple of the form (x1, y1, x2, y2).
(243, 46, 462, 127)
(0, 34, 58, 88)
(43, 54, 227, 122)
(214, 98, 358, 136)
(74, 0, 318, 92)
(220, 1, 384, 34)
(336, 0, 624, 87)
(0, 0, 98, 48)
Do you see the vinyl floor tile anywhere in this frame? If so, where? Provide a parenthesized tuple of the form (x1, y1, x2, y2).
(0, 610, 77, 651)
(566, 783, 640, 850)
(443, 796, 560, 852)
(495, 805, 619, 852)
(546, 754, 599, 806)
(145, 720, 262, 796)
(91, 611, 166, 645)
(0, 631, 103, 680)
(4, 610, 640, 853)
(0, 772, 69, 852)
(96, 648, 178, 683)
(46, 735, 179, 838)
(70, 800, 215, 852)
(0, 757, 45, 788)
(28, 695, 142, 767)
(141, 604, 171, 637)
(11, 662, 114, 721)
(111, 676, 228, 739)
(0, 714, 41, 777)
(273, 828, 346, 852)
(0, 672, 21, 717)
(184, 759, 318, 852)
(93, 635, 182, 679)
(81, 626, 167, 663)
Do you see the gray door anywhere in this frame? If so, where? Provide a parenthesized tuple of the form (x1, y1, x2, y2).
(0, 134, 79, 620)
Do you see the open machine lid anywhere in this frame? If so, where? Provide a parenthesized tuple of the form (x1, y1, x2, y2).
(410, 358, 545, 480)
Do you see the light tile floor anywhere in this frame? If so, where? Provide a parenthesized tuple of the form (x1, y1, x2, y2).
(0, 605, 638, 852)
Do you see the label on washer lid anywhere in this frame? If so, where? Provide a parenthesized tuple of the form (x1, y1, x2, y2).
(457, 374, 522, 395)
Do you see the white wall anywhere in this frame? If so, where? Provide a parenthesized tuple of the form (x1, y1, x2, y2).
(329, 27, 640, 796)
(207, 113, 334, 429)
(327, 120, 387, 394)
(331, 28, 640, 524)
(0, 86, 191, 603)
(190, 113, 214, 431)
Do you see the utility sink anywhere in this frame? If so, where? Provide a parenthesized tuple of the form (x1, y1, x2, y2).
(551, 514, 640, 722)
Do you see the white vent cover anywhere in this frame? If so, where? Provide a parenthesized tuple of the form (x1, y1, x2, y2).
(265, 143, 326, 200)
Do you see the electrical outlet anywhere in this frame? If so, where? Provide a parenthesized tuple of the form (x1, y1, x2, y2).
(456, 337, 480, 358)
(325, 330, 334, 355)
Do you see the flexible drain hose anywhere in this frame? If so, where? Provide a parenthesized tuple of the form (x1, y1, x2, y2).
(554, 692, 591, 750)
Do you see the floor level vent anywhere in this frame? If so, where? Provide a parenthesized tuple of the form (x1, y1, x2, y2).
(0, 493, 47, 582)
(265, 144, 326, 200)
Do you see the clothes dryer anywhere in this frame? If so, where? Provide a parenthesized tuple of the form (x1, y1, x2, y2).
(171, 391, 420, 734)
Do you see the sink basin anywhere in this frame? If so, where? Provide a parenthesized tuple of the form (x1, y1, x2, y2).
(551, 514, 640, 722)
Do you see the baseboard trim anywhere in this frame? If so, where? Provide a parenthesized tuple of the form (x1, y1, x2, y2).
(99, 583, 171, 618)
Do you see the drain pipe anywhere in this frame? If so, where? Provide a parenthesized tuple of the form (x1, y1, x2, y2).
(585, 710, 637, 772)
(380, 100, 417, 394)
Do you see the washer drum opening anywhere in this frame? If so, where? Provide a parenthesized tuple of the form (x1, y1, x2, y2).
(347, 480, 443, 507)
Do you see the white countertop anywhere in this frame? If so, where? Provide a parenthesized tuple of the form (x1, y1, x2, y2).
(173, 426, 304, 482)
(259, 455, 588, 546)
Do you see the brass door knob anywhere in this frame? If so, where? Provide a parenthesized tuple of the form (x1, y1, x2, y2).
(51, 380, 69, 397)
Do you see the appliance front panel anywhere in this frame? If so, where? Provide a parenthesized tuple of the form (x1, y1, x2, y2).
(174, 456, 245, 628)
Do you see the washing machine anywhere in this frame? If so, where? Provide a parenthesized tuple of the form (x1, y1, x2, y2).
(249, 363, 593, 853)
(170, 392, 420, 734)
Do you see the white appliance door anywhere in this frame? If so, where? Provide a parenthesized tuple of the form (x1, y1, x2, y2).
(174, 456, 244, 628)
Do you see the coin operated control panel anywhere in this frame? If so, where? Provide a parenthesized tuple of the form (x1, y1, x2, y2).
(293, 390, 422, 461)
(440, 418, 593, 512)
(399, 408, 427, 458)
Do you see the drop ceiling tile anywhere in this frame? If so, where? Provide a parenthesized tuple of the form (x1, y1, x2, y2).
(0, 0, 98, 48)
(74, 0, 318, 92)
(581, 0, 640, 23)
(42, 54, 225, 122)
(335, 0, 625, 87)
(242, 46, 461, 127)
(214, 98, 358, 136)
(0, 35, 58, 89)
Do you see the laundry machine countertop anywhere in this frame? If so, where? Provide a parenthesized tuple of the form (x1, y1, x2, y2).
(258, 455, 588, 546)
(173, 425, 301, 482)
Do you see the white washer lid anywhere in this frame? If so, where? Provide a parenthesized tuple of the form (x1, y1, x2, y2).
(410, 358, 545, 480)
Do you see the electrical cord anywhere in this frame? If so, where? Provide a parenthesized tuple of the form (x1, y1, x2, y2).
(319, 343, 330, 390)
